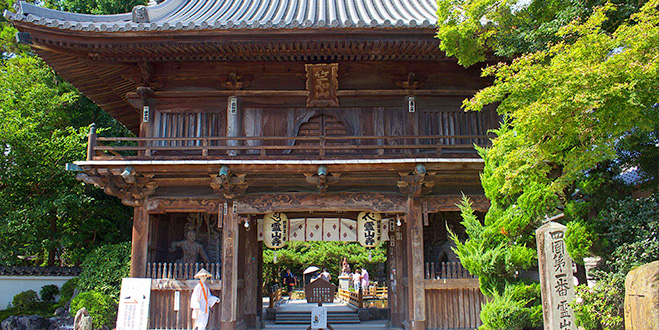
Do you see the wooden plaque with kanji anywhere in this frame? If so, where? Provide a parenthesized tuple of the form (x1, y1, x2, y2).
(305, 63, 339, 107)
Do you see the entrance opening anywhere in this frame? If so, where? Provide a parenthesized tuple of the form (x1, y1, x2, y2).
(259, 211, 390, 328)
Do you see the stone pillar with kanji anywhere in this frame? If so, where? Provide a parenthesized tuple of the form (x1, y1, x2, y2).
(536, 221, 576, 330)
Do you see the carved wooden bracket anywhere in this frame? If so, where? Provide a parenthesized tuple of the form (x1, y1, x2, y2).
(223, 73, 252, 90)
(76, 171, 157, 206)
(397, 165, 435, 196)
(210, 170, 248, 199)
(136, 62, 165, 90)
(395, 72, 420, 90)
(304, 172, 341, 195)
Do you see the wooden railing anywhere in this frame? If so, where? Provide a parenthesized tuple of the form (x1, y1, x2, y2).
(425, 261, 475, 280)
(337, 286, 388, 308)
(86, 130, 491, 161)
(146, 262, 221, 280)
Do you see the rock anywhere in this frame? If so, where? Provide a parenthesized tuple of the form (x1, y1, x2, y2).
(625, 260, 659, 330)
(53, 308, 65, 318)
(380, 308, 390, 319)
(48, 315, 74, 330)
(367, 307, 381, 319)
(357, 309, 370, 321)
(265, 308, 276, 320)
(73, 308, 92, 330)
(1, 316, 20, 330)
(1, 315, 51, 330)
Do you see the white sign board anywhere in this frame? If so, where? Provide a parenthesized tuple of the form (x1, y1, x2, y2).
(116, 278, 151, 330)
(311, 306, 327, 329)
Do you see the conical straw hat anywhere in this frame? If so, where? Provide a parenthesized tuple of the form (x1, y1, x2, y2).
(194, 268, 212, 279)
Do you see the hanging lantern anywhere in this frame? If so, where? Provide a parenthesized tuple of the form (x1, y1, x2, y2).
(263, 212, 288, 249)
(357, 212, 381, 248)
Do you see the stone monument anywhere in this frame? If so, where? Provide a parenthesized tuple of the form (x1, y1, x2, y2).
(536, 221, 576, 330)
(625, 260, 659, 329)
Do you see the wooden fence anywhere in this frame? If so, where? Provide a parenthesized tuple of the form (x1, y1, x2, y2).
(337, 286, 388, 308)
(146, 262, 222, 330)
(424, 262, 485, 330)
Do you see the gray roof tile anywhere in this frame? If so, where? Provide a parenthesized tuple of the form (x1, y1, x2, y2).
(6, 0, 438, 32)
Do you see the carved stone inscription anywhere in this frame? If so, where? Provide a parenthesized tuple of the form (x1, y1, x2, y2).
(306, 63, 339, 107)
(536, 222, 576, 330)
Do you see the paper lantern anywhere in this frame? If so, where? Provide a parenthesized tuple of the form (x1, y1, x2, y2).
(357, 212, 381, 248)
(263, 212, 288, 249)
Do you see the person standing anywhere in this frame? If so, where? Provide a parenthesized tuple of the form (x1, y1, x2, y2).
(320, 268, 331, 281)
(352, 268, 361, 292)
(360, 267, 370, 294)
(283, 269, 296, 298)
(190, 269, 220, 330)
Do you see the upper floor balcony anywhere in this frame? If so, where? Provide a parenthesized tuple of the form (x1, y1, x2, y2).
(86, 106, 498, 161)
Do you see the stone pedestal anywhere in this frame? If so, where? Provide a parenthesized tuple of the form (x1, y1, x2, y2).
(536, 222, 576, 330)
(338, 275, 351, 290)
(625, 260, 659, 330)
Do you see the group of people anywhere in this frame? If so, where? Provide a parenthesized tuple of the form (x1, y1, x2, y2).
(341, 257, 369, 292)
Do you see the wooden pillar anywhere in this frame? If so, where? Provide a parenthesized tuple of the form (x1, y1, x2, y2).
(130, 202, 149, 278)
(221, 200, 238, 330)
(243, 219, 259, 328)
(406, 196, 426, 330)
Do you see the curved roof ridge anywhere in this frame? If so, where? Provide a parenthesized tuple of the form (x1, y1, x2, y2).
(6, 0, 438, 32)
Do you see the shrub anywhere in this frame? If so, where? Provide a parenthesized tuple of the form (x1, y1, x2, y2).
(12, 290, 39, 312)
(59, 277, 78, 306)
(69, 290, 117, 329)
(40, 284, 59, 303)
(572, 272, 624, 330)
(77, 242, 130, 299)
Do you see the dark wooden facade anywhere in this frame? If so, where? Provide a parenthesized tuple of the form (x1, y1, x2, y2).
(8, 0, 497, 329)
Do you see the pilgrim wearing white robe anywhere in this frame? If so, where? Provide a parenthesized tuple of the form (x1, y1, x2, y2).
(190, 280, 220, 330)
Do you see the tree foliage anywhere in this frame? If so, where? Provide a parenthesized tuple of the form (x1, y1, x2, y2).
(446, 1, 659, 328)
(263, 241, 386, 288)
(436, 0, 646, 67)
(0, 1, 135, 266)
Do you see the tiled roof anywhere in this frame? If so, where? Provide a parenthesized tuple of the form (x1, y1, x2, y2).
(0, 266, 81, 277)
(6, 0, 438, 33)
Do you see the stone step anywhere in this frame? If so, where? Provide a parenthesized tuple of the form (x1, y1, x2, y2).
(274, 311, 360, 325)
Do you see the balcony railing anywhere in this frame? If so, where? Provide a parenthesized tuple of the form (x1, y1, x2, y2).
(86, 130, 492, 161)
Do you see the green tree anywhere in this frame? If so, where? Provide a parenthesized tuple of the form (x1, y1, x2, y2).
(263, 241, 386, 288)
(0, 0, 135, 266)
(444, 1, 659, 328)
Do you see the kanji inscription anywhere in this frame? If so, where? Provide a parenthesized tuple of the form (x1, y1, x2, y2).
(536, 222, 576, 330)
(305, 63, 339, 107)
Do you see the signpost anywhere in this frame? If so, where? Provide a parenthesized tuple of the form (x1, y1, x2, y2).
(304, 279, 337, 330)
(116, 278, 151, 330)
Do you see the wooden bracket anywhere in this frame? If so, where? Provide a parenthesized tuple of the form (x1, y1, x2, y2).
(210, 169, 248, 199)
(304, 167, 341, 195)
(397, 166, 435, 197)
(76, 171, 157, 206)
(223, 73, 252, 90)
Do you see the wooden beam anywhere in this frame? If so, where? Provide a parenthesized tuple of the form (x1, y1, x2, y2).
(126, 89, 477, 101)
(236, 192, 407, 214)
(130, 202, 149, 277)
(424, 278, 480, 290)
(406, 196, 426, 330)
(422, 195, 490, 213)
(221, 200, 238, 330)
(146, 198, 222, 214)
